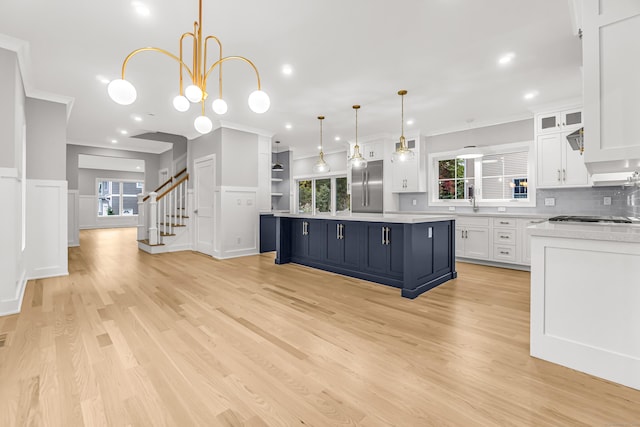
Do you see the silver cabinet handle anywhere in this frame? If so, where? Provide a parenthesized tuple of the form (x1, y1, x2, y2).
(500, 221, 509, 225)
(557, 169, 561, 182)
(465, 230, 468, 238)
(461, 229, 465, 239)
(500, 235, 510, 239)
(563, 169, 567, 182)
(382, 226, 386, 245)
(385, 227, 390, 245)
(337, 223, 340, 239)
(340, 224, 344, 240)
(500, 251, 510, 255)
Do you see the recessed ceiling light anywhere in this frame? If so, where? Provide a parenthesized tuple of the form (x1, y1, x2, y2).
(317, 145, 322, 150)
(136, 166, 141, 170)
(406, 119, 414, 125)
(524, 91, 539, 100)
(285, 124, 292, 130)
(498, 52, 515, 65)
(111, 139, 118, 144)
(132, 1, 150, 17)
(96, 75, 110, 84)
(282, 64, 293, 75)
(120, 129, 128, 135)
(132, 115, 142, 122)
(334, 136, 341, 141)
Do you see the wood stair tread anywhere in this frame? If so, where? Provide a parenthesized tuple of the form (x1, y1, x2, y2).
(160, 232, 176, 237)
(138, 239, 165, 247)
(167, 215, 190, 218)
(159, 223, 187, 227)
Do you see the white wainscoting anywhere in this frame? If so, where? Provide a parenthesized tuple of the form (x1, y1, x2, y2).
(216, 186, 259, 259)
(79, 195, 138, 229)
(26, 179, 68, 280)
(0, 168, 28, 316)
(68, 190, 79, 246)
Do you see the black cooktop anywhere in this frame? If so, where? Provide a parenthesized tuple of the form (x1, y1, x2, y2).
(549, 215, 633, 224)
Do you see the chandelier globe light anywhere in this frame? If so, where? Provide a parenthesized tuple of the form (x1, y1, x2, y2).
(107, 0, 270, 134)
(391, 90, 415, 163)
(348, 105, 367, 169)
(312, 116, 330, 174)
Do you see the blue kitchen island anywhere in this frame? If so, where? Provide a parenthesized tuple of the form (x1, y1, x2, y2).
(275, 213, 457, 299)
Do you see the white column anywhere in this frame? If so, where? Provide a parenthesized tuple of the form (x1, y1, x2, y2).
(137, 194, 145, 241)
(148, 192, 158, 245)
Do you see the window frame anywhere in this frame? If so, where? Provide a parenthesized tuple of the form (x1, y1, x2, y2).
(428, 141, 536, 208)
(293, 172, 350, 216)
(96, 178, 145, 218)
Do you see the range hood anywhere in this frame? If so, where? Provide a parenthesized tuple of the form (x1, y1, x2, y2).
(591, 170, 640, 186)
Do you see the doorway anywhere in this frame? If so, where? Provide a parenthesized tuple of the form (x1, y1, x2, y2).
(194, 155, 216, 256)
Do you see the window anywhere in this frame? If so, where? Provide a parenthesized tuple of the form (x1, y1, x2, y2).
(296, 175, 350, 215)
(429, 142, 535, 207)
(98, 179, 144, 216)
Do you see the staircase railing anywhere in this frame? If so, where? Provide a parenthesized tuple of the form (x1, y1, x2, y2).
(143, 167, 187, 202)
(137, 172, 189, 245)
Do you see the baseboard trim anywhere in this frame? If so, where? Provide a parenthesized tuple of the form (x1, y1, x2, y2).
(0, 270, 28, 316)
(27, 268, 69, 281)
(214, 249, 259, 260)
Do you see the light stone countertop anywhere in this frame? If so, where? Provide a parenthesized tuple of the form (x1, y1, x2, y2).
(274, 212, 455, 224)
(527, 221, 640, 243)
(384, 210, 551, 219)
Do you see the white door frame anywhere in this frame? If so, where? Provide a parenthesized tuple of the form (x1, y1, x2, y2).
(194, 154, 216, 256)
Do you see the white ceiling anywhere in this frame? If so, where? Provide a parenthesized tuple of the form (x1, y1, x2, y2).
(0, 0, 582, 158)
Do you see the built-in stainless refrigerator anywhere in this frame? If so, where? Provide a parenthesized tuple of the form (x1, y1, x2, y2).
(351, 160, 383, 213)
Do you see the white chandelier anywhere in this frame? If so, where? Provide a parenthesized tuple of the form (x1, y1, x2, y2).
(107, 0, 270, 134)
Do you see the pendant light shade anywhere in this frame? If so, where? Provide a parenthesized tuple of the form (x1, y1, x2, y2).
(313, 116, 330, 174)
(348, 105, 367, 169)
(272, 141, 284, 172)
(391, 90, 415, 163)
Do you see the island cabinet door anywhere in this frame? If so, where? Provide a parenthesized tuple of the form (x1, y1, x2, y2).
(306, 219, 327, 262)
(363, 223, 404, 278)
(325, 221, 343, 264)
(291, 219, 309, 258)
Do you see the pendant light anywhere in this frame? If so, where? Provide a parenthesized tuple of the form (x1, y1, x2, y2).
(312, 116, 331, 173)
(348, 105, 367, 169)
(272, 141, 284, 172)
(391, 90, 415, 163)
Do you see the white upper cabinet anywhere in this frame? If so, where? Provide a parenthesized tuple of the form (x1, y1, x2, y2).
(391, 136, 426, 193)
(535, 106, 590, 188)
(583, 0, 640, 173)
(535, 109, 582, 135)
(537, 131, 590, 188)
(361, 140, 384, 161)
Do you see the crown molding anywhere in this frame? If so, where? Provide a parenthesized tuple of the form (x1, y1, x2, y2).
(0, 34, 75, 121)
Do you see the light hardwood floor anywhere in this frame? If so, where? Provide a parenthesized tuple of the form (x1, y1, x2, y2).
(0, 228, 638, 426)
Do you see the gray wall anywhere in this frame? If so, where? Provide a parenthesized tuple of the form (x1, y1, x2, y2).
(0, 48, 18, 168)
(78, 168, 145, 195)
(292, 151, 348, 178)
(188, 128, 222, 188)
(25, 98, 67, 180)
(221, 128, 258, 187)
(67, 145, 162, 191)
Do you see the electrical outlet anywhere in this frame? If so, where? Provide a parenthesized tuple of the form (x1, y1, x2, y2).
(412, 199, 417, 206)
(545, 198, 556, 207)
(603, 196, 612, 206)
(497, 207, 506, 212)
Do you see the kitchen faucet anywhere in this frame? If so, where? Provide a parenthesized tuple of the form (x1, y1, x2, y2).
(469, 184, 479, 212)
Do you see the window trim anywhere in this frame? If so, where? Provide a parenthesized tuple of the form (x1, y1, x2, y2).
(293, 172, 350, 216)
(428, 140, 536, 208)
(96, 178, 145, 218)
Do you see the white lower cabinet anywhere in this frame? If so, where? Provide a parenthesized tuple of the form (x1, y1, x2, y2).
(455, 215, 547, 267)
(455, 217, 490, 259)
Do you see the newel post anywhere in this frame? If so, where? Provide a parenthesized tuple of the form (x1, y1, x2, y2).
(148, 192, 158, 245)
(137, 194, 146, 241)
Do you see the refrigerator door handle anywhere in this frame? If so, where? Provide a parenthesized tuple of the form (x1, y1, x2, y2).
(361, 170, 366, 206)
